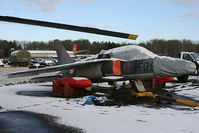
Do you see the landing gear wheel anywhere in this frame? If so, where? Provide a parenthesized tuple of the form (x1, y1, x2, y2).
(166, 93, 172, 104)
(154, 96, 161, 105)
(177, 75, 189, 83)
(166, 93, 172, 98)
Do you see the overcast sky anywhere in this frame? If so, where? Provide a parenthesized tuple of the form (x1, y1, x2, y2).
(0, 0, 199, 43)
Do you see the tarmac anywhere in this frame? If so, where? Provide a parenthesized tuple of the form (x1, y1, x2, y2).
(0, 111, 84, 133)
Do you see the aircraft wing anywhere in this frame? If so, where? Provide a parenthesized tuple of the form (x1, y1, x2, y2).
(74, 50, 87, 55)
(7, 59, 110, 78)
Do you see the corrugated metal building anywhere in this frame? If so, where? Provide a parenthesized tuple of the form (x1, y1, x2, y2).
(10, 50, 75, 59)
(28, 50, 75, 58)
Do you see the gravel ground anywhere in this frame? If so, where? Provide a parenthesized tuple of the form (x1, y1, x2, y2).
(0, 68, 56, 87)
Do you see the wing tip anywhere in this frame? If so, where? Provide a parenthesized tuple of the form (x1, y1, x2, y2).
(128, 34, 138, 40)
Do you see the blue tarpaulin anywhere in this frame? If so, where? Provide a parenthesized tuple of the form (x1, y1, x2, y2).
(75, 95, 107, 106)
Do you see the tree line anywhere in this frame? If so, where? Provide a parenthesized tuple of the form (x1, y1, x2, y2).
(139, 39, 199, 57)
(0, 39, 199, 58)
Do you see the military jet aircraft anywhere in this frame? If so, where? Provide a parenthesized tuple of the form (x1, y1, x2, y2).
(0, 16, 197, 92)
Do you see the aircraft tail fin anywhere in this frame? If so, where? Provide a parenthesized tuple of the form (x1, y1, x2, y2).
(54, 40, 73, 65)
(72, 43, 77, 52)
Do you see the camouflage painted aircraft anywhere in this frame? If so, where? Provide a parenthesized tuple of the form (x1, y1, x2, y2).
(0, 16, 197, 92)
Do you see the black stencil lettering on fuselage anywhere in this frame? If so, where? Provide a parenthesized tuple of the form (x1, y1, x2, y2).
(134, 59, 153, 74)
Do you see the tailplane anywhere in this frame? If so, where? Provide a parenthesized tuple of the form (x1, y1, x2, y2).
(72, 43, 87, 54)
(54, 39, 73, 64)
(72, 43, 77, 52)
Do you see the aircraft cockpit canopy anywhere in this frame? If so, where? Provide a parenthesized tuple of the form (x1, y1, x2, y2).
(97, 54, 111, 59)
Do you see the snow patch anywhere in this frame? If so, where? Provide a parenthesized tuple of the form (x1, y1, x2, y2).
(0, 82, 199, 133)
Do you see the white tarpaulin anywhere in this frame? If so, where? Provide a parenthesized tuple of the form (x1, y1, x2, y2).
(153, 56, 196, 77)
(104, 45, 157, 61)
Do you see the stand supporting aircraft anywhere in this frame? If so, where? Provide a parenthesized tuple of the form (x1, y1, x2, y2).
(0, 16, 197, 93)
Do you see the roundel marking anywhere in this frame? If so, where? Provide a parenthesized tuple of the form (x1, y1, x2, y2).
(124, 62, 132, 74)
(125, 64, 130, 71)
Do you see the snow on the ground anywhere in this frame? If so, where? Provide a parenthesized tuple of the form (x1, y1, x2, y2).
(166, 76, 199, 100)
(166, 83, 199, 99)
(0, 82, 199, 133)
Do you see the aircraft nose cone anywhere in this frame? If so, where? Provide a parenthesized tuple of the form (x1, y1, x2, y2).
(184, 61, 197, 74)
(153, 56, 196, 77)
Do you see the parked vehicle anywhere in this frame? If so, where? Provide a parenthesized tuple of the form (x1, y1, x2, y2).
(10, 50, 31, 66)
(41, 59, 56, 66)
(2, 58, 10, 65)
(29, 58, 56, 69)
(177, 52, 199, 82)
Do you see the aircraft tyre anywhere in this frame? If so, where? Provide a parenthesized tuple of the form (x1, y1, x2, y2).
(177, 74, 189, 83)
(166, 93, 172, 104)
(154, 96, 161, 104)
(166, 93, 172, 98)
